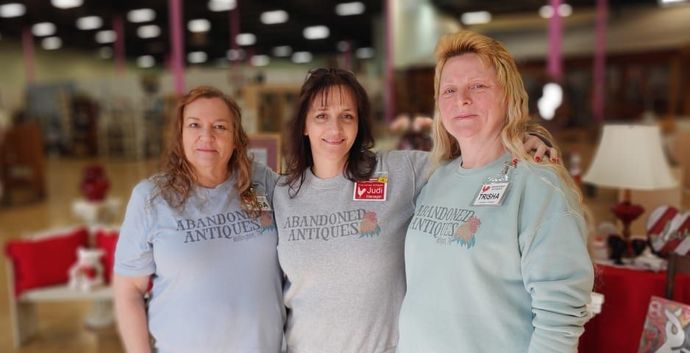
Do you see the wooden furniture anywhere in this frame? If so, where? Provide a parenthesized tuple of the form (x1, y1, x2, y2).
(0, 121, 46, 204)
(242, 84, 300, 134)
(666, 253, 690, 299)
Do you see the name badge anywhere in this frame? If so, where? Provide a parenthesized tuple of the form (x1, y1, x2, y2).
(472, 182, 510, 206)
(256, 195, 272, 211)
(353, 175, 388, 201)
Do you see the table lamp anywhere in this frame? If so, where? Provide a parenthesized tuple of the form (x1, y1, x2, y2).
(583, 124, 677, 256)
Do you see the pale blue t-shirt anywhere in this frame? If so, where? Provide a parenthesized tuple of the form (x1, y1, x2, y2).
(398, 153, 593, 353)
(114, 162, 284, 353)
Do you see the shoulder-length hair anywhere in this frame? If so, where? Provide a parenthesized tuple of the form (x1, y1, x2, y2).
(283, 68, 377, 197)
(154, 85, 255, 211)
(430, 30, 593, 239)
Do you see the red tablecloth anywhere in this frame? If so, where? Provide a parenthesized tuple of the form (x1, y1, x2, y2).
(579, 264, 690, 353)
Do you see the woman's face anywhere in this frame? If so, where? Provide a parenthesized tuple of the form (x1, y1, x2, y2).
(304, 85, 359, 167)
(182, 97, 235, 174)
(438, 53, 506, 144)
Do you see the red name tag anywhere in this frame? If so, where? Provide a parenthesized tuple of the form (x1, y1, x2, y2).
(353, 180, 387, 201)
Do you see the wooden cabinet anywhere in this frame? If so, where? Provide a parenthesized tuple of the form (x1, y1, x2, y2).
(242, 84, 300, 134)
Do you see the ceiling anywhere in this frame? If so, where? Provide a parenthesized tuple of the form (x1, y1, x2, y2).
(0, 0, 382, 65)
(0, 0, 672, 66)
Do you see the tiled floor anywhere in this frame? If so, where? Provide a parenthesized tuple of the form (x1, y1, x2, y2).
(0, 154, 686, 352)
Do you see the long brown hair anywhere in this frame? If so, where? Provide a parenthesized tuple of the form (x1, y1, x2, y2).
(283, 68, 377, 197)
(154, 85, 255, 211)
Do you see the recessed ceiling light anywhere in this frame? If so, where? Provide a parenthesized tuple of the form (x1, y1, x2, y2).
(95, 30, 117, 44)
(303, 26, 329, 40)
(51, 0, 83, 9)
(41, 37, 62, 50)
(461, 11, 492, 25)
(128, 8, 156, 23)
(76, 16, 103, 30)
(99, 47, 113, 59)
(208, 0, 236, 12)
(188, 19, 211, 33)
(539, 4, 573, 18)
(251, 55, 270, 67)
(659, 0, 687, 5)
(335, 2, 365, 16)
(356, 47, 374, 59)
(138, 25, 161, 39)
(292, 51, 312, 64)
(0, 3, 25, 18)
(236, 33, 256, 46)
(137, 55, 155, 68)
(32, 22, 57, 37)
(227, 49, 245, 61)
(272, 45, 292, 57)
(261, 10, 288, 25)
(188, 51, 208, 64)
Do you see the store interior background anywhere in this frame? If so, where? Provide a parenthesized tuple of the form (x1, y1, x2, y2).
(1, 0, 690, 352)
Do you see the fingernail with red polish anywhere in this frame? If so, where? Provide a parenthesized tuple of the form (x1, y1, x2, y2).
(535, 156, 541, 162)
(512, 158, 518, 165)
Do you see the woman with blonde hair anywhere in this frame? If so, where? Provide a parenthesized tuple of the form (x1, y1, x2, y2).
(113, 86, 283, 353)
(398, 31, 593, 352)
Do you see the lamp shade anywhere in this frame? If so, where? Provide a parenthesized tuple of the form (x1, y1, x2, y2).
(583, 124, 677, 190)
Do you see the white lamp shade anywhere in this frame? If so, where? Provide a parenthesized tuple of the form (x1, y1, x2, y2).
(583, 124, 678, 190)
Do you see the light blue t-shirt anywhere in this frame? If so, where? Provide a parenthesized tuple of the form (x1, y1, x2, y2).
(114, 162, 284, 353)
(398, 153, 594, 353)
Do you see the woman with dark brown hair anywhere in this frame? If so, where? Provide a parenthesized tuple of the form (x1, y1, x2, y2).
(113, 86, 284, 353)
(272, 68, 553, 353)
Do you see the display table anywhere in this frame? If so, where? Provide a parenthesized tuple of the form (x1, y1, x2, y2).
(579, 264, 690, 353)
(71, 197, 121, 226)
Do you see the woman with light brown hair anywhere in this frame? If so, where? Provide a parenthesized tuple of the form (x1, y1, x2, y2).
(397, 31, 593, 353)
(113, 86, 284, 353)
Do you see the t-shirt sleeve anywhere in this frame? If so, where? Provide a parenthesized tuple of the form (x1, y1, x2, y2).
(114, 181, 156, 277)
(404, 150, 432, 203)
(252, 161, 279, 208)
(519, 182, 594, 353)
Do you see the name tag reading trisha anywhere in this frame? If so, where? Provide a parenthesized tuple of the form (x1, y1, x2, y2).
(472, 182, 510, 206)
(353, 176, 388, 201)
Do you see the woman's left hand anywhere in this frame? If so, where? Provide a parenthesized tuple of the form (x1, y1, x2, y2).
(522, 135, 559, 163)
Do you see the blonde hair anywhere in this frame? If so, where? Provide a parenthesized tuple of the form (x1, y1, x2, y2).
(154, 85, 257, 212)
(430, 30, 593, 237)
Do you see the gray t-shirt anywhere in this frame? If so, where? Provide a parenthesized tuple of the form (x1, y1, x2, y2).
(273, 150, 430, 353)
(114, 162, 284, 353)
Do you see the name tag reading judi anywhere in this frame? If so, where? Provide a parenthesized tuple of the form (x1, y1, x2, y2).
(473, 182, 510, 206)
(353, 176, 388, 201)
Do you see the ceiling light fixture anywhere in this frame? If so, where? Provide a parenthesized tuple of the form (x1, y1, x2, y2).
(251, 55, 270, 67)
(42, 37, 62, 50)
(188, 51, 208, 64)
(335, 2, 365, 16)
(539, 4, 573, 18)
(32, 22, 57, 37)
(303, 26, 329, 40)
(261, 10, 289, 24)
(461, 11, 492, 25)
(138, 25, 161, 39)
(137, 55, 155, 68)
(292, 51, 312, 64)
(95, 30, 117, 44)
(272, 45, 292, 57)
(659, 0, 688, 5)
(208, 0, 236, 12)
(0, 3, 25, 18)
(188, 19, 211, 33)
(76, 16, 103, 30)
(236, 33, 256, 46)
(51, 0, 83, 9)
(127, 8, 156, 23)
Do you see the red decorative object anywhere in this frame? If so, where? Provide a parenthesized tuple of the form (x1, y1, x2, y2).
(81, 165, 110, 201)
(611, 189, 645, 258)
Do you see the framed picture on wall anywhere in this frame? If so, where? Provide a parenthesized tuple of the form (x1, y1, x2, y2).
(248, 134, 281, 172)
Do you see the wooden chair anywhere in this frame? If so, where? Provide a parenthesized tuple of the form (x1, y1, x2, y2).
(665, 253, 690, 299)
